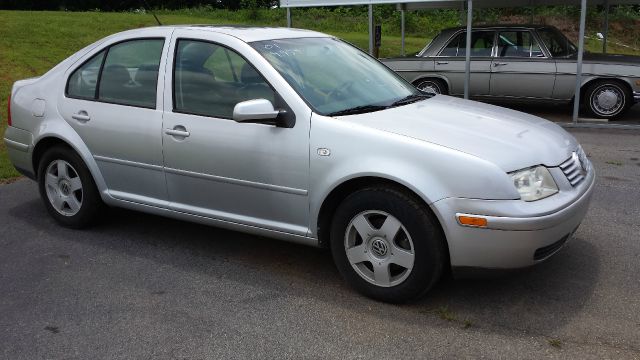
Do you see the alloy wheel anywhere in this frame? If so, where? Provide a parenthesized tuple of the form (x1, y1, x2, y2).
(44, 159, 83, 217)
(344, 210, 415, 287)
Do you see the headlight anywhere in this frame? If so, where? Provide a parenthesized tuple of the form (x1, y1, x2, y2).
(510, 166, 558, 201)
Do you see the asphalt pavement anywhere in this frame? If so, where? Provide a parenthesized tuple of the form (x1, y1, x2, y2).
(1, 128, 639, 359)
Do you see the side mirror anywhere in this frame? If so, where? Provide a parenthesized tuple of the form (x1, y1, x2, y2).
(233, 99, 280, 124)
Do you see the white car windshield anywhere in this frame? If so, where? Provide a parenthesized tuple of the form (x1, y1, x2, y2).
(251, 37, 424, 116)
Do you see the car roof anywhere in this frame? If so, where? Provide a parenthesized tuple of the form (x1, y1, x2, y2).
(439, 24, 556, 34)
(130, 25, 331, 43)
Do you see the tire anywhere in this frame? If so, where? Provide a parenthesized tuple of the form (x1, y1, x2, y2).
(330, 186, 446, 303)
(37, 145, 104, 228)
(584, 80, 631, 119)
(413, 78, 448, 95)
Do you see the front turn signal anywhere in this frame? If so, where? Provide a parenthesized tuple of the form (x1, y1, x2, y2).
(457, 215, 488, 228)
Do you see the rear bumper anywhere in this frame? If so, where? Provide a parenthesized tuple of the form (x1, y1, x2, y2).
(433, 169, 595, 269)
(633, 91, 640, 103)
(3, 126, 35, 179)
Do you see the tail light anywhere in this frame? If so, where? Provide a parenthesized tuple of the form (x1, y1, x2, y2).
(6, 94, 11, 126)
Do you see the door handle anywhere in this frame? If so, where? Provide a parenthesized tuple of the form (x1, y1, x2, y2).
(493, 62, 508, 67)
(72, 111, 90, 122)
(436, 61, 449, 65)
(165, 127, 190, 138)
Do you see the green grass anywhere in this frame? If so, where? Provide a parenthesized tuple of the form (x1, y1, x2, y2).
(548, 338, 562, 348)
(0, 9, 638, 179)
(436, 305, 458, 322)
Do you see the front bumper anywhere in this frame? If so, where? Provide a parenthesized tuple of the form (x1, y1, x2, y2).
(633, 91, 640, 103)
(433, 168, 595, 269)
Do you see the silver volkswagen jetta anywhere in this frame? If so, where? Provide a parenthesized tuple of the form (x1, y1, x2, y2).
(4, 26, 595, 302)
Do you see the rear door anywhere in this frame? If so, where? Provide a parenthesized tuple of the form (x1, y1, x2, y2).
(58, 28, 171, 206)
(490, 30, 556, 99)
(432, 30, 494, 96)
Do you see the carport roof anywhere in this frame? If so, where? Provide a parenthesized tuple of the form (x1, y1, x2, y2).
(280, 0, 638, 7)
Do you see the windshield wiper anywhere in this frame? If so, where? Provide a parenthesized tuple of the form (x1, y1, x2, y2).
(327, 104, 389, 117)
(390, 93, 432, 107)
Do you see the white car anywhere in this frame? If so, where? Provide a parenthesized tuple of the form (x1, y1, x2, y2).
(4, 26, 595, 302)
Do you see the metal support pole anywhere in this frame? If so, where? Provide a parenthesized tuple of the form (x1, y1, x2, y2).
(572, 0, 587, 123)
(603, 0, 609, 53)
(530, 0, 535, 23)
(287, 7, 291, 28)
(401, 9, 406, 56)
(464, 0, 472, 100)
(368, 5, 374, 56)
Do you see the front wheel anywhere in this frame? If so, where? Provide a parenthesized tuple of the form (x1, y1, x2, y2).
(584, 80, 631, 119)
(38, 145, 104, 228)
(330, 186, 446, 303)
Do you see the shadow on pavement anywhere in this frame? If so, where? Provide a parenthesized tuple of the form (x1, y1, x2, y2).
(7, 189, 600, 339)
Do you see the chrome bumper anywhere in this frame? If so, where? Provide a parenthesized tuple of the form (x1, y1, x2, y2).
(633, 91, 640, 103)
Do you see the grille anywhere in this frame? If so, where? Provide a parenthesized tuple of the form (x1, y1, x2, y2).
(559, 148, 590, 187)
(534, 234, 570, 261)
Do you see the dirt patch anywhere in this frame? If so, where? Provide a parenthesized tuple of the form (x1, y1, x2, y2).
(0, 176, 23, 185)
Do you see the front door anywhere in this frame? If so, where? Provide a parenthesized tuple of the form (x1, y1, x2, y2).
(490, 30, 556, 99)
(58, 34, 169, 206)
(161, 33, 310, 236)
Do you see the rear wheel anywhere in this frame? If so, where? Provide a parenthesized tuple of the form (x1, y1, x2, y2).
(584, 80, 631, 119)
(330, 186, 446, 303)
(37, 146, 104, 228)
(413, 78, 447, 95)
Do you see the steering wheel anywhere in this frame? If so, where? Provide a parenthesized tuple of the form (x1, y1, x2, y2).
(326, 81, 354, 101)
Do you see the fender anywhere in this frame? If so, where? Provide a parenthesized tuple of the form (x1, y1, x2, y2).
(308, 114, 518, 238)
(33, 120, 112, 204)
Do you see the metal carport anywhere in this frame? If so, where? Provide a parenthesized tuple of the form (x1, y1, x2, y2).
(280, 0, 640, 128)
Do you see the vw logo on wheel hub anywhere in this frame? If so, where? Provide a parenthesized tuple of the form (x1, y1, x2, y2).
(370, 238, 389, 258)
(59, 180, 72, 196)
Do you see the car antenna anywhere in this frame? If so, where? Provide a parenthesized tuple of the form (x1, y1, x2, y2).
(141, 0, 162, 26)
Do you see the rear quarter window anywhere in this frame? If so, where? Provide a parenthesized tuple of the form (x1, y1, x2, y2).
(67, 50, 105, 99)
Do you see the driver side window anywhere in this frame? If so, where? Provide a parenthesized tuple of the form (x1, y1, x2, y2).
(173, 39, 275, 119)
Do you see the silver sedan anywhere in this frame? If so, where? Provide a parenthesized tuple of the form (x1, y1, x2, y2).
(382, 25, 640, 119)
(4, 26, 594, 302)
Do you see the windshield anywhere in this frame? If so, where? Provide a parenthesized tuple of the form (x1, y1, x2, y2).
(251, 37, 421, 116)
(537, 27, 577, 57)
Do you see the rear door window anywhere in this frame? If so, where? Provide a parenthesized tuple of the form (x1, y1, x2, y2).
(66, 38, 164, 108)
(98, 39, 164, 108)
(497, 31, 544, 58)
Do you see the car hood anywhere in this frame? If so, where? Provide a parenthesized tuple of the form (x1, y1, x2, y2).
(339, 95, 578, 172)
